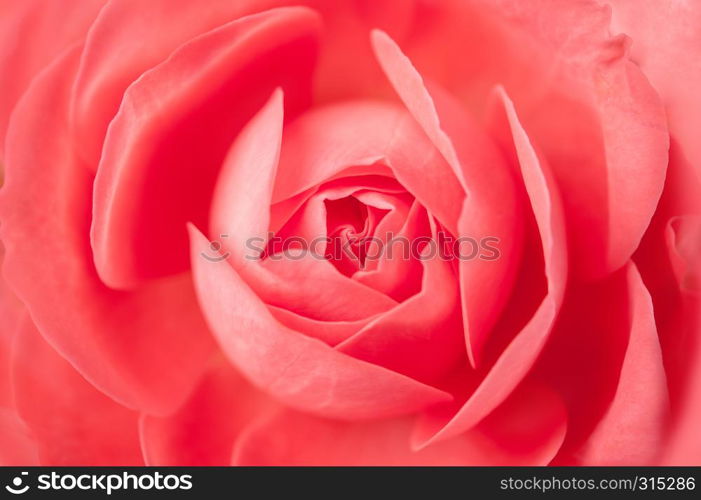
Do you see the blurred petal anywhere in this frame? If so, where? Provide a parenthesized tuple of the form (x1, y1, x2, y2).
(0, 245, 25, 407)
(0, 0, 105, 161)
(233, 381, 566, 465)
(140, 358, 275, 466)
(666, 216, 701, 293)
(578, 263, 669, 465)
(12, 316, 143, 465)
(609, 0, 701, 179)
(0, 408, 38, 465)
(0, 46, 215, 415)
(662, 292, 701, 465)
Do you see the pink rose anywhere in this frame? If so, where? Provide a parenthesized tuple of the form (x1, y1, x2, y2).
(0, 0, 699, 465)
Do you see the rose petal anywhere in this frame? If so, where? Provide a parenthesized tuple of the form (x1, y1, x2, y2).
(353, 200, 426, 301)
(256, 256, 398, 321)
(413, 88, 567, 447)
(0, 245, 25, 407)
(662, 292, 701, 465)
(0, 0, 105, 161)
(407, 0, 669, 278)
(233, 381, 566, 465)
(140, 357, 275, 466)
(91, 7, 321, 288)
(207, 90, 398, 322)
(12, 316, 143, 465)
(337, 213, 465, 384)
(268, 306, 375, 347)
(71, 0, 299, 166)
(666, 216, 701, 293)
(209, 88, 284, 261)
(371, 30, 523, 367)
(189, 224, 452, 420)
(578, 263, 669, 465)
(0, 46, 215, 415)
(272, 100, 464, 235)
(609, 0, 701, 179)
(0, 408, 38, 465)
(632, 140, 701, 405)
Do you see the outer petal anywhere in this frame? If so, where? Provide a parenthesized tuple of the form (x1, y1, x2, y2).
(662, 291, 701, 465)
(633, 140, 701, 409)
(0, 246, 37, 465)
(71, 0, 422, 164)
(0, 47, 215, 415)
(413, 89, 567, 447)
(609, 0, 701, 178)
(71, 0, 295, 165)
(91, 7, 321, 288)
(660, 216, 701, 464)
(189, 225, 452, 420)
(140, 358, 275, 466)
(578, 264, 669, 465)
(408, 0, 668, 278)
(0, 245, 25, 407)
(233, 381, 566, 465)
(0, 409, 38, 465)
(12, 316, 143, 465)
(371, 30, 522, 367)
(0, 0, 105, 161)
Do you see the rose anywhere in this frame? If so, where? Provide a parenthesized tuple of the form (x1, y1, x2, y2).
(0, 0, 699, 466)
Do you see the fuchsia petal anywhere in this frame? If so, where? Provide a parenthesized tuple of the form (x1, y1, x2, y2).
(353, 200, 425, 301)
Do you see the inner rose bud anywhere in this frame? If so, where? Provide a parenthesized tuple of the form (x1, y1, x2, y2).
(184, 27, 536, 438)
